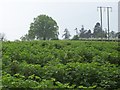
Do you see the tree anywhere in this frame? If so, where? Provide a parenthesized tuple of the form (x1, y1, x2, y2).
(116, 32, 120, 39)
(93, 22, 102, 38)
(79, 25, 87, 38)
(72, 28, 79, 40)
(20, 34, 29, 41)
(72, 35, 79, 40)
(0, 33, 6, 41)
(28, 15, 59, 40)
(109, 31, 116, 39)
(104, 28, 108, 39)
(93, 22, 106, 38)
(75, 28, 79, 36)
(62, 28, 71, 40)
(102, 30, 107, 39)
(85, 29, 92, 38)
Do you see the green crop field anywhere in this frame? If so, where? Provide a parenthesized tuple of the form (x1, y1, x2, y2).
(1, 40, 120, 89)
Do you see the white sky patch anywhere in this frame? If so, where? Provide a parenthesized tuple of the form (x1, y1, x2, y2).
(0, 0, 119, 3)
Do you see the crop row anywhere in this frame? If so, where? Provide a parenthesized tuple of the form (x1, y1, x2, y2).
(1, 40, 120, 89)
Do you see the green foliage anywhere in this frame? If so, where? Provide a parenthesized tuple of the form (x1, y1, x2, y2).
(93, 22, 107, 38)
(72, 35, 79, 40)
(62, 28, 71, 39)
(2, 40, 120, 89)
(28, 15, 59, 40)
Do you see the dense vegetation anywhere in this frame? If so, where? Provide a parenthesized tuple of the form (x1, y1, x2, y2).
(20, 15, 59, 41)
(1, 40, 120, 89)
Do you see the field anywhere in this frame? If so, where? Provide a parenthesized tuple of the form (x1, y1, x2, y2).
(1, 40, 120, 89)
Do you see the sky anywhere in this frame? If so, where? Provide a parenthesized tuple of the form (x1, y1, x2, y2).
(0, 0, 119, 41)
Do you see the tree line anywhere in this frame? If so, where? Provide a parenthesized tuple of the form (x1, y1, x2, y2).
(63, 23, 120, 40)
(20, 14, 119, 41)
(0, 14, 120, 41)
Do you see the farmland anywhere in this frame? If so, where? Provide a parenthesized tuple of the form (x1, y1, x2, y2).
(1, 40, 120, 89)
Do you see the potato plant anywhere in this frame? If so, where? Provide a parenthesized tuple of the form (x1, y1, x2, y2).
(1, 40, 120, 89)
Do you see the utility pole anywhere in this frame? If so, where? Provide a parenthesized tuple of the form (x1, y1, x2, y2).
(97, 7, 103, 31)
(106, 7, 112, 40)
(97, 7, 103, 39)
(97, 6, 112, 40)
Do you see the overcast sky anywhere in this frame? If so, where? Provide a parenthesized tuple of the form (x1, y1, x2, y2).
(0, 0, 118, 41)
